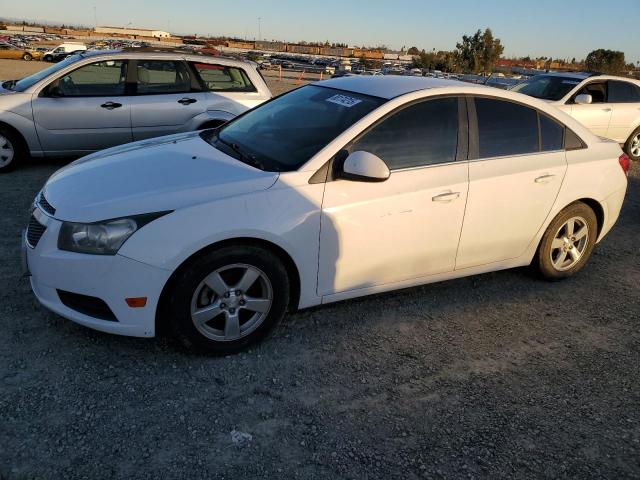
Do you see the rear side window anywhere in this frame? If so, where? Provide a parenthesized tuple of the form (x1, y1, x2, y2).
(136, 60, 191, 94)
(475, 98, 539, 158)
(191, 63, 256, 92)
(539, 114, 565, 151)
(350, 97, 459, 169)
(608, 80, 640, 103)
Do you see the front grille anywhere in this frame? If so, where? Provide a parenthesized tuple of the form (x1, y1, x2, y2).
(38, 193, 56, 216)
(26, 215, 46, 248)
(57, 290, 118, 322)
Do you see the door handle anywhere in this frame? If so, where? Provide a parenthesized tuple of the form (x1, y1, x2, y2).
(535, 174, 556, 184)
(178, 97, 197, 105)
(602, 108, 612, 112)
(432, 191, 460, 202)
(100, 101, 122, 110)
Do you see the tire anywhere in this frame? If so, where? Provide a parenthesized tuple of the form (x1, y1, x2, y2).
(624, 126, 640, 161)
(43, 55, 53, 62)
(167, 245, 290, 354)
(533, 202, 598, 280)
(22, 53, 32, 61)
(0, 126, 26, 173)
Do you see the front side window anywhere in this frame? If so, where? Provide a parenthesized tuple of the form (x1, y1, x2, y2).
(608, 80, 640, 103)
(350, 97, 459, 169)
(206, 85, 385, 171)
(12, 55, 81, 92)
(575, 82, 607, 103)
(56, 60, 127, 97)
(475, 97, 539, 158)
(136, 60, 191, 94)
(191, 62, 256, 92)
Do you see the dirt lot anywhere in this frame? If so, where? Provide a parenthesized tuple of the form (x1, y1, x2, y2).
(1, 58, 640, 479)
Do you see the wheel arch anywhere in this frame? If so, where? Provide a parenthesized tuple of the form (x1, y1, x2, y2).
(155, 237, 301, 335)
(0, 120, 29, 154)
(575, 197, 605, 239)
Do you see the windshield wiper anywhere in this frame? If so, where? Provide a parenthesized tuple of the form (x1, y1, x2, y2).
(216, 136, 267, 171)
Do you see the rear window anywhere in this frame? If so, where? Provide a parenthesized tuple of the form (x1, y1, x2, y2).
(191, 62, 256, 92)
(475, 98, 539, 158)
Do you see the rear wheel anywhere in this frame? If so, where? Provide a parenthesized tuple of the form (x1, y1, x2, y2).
(0, 127, 26, 173)
(625, 127, 640, 161)
(168, 245, 290, 354)
(22, 53, 32, 61)
(533, 202, 598, 280)
(43, 55, 53, 62)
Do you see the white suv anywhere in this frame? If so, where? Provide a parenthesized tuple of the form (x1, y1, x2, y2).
(0, 49, 272, 172)
(512, 73, 640, 160)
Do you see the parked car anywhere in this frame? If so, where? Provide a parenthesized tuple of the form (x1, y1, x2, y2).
(511, 72, 640, 160)
(24, 77, 628, 353)
(0, 49, 272, 172)
(0, 43, 42, 61)
(43, 43, 87, 62)
(47, 49, 87, 63)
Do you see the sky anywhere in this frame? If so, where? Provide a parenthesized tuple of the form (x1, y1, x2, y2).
(3, 0, 640, 64)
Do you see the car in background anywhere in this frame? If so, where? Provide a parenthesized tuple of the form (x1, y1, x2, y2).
(0, 49, 272, 172)
(483, 73, 520, 90)
(24, 77, 628, 353)
(512, 72, 640, 160)
(47, 49, 87, 63)
(43, 43, 87, 62)
(0, 43, 42, 61)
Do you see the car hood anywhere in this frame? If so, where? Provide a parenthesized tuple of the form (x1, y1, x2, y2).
(42, 132, 279, 222)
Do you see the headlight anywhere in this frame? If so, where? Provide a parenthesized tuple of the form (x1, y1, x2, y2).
(58, 212, 170, 255)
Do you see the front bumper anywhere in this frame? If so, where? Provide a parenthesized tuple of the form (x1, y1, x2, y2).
(25, 213, 172, 338)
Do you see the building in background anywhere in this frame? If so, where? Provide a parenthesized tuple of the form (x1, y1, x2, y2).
(95, 26, 171, 38)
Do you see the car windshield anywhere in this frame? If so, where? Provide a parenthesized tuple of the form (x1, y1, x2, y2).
(10, 55, 83, 92)
(203, 85, 385, 172)
(511, 75, 582, 101)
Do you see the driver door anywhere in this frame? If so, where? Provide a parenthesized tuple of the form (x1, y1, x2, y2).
(318, 97, 469, 296)
(32, 59, 133, 155)
(568, 81, 612, 137)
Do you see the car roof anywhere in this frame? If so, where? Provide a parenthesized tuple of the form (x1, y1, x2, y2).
(533, 72, 595, 80)
(313, 76, 483, 99)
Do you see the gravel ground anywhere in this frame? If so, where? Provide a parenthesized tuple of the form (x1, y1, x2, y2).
(1, 59, 639, 479)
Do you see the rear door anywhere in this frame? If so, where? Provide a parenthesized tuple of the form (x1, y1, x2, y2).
(129, 59, 209, 140)
(32, 59, 132, 154)
(568, 81, 612, 137)
(606, 80, 640, 143)
(456, 97, 568, 269)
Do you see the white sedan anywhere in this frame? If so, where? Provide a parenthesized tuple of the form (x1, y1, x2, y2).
(24, 77, 629, 353)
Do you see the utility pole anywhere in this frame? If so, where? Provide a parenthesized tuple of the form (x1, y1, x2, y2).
(258, 17, 261, 42)
(93, 6, 97, 28)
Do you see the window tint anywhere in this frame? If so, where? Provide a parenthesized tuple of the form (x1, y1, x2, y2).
(511, 75, 581, 101)
(475, 98, 539, 158)
(575, 82, 607, 103)
(539, 114, 565, 151)
(136, 60, 191, 94)
(608, 80, 640, 103)
(564, 129, 585, 150)
(191, 63, 256, 92)
(350, 97, 459, 169)
(57, 60, 127, 97)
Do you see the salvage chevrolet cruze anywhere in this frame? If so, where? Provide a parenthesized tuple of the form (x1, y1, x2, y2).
(24, 77, 629, 353)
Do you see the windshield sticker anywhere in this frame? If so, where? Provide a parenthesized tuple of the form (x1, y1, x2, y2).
(326, 94, 362, 108)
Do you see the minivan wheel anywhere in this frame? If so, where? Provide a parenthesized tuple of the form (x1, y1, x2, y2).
(0, 128, 24, 173)
(534, 202, 597, 280)
(625, 127, 640, 161)
(168, 245, 290, 354)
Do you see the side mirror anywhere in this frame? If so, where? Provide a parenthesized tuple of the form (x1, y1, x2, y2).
(341, 150, 390, 182)
(574, 93, 593, 105)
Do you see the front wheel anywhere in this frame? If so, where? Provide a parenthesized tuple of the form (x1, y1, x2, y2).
(168, 245, 290, 354)
(0, 127, 26, 173)
(533, 202, 598, 280)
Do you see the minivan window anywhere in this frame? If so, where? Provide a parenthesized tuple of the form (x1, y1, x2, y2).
(205, 85, 385, 172)
(136, 60, 192, 94)
(475, 98, 539, 158)
(608, 80, 640, 103)
(56, 60, 127, 97)
(350, 97, 459, 169)
(191, 63, 256, 92)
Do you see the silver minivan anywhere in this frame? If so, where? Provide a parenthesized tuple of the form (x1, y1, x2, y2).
(0, 49, 272, 172)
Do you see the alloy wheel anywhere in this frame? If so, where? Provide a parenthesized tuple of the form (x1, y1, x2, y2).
(190, 263, 273, 342)
(631, 133, 640, 158)
(0, 134, 15, 168)
(549, 216, 589, 271)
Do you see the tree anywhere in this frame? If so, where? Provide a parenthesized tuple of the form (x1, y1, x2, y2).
(584, 49, 626, 74)
(455, 28, 504, 74)
(407, 46, 420, 55)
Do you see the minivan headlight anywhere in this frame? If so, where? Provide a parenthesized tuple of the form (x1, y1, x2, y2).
(58, 212, 170, 255)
